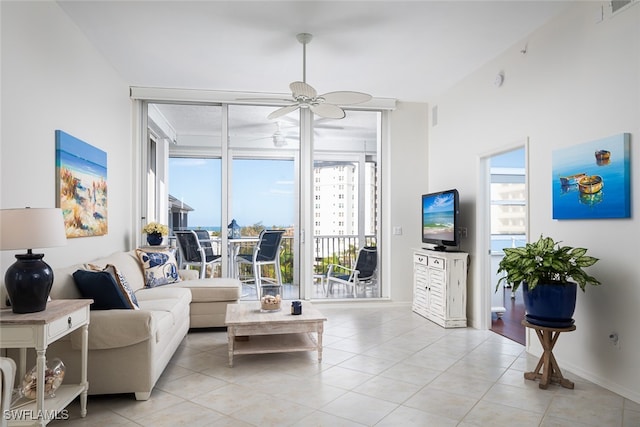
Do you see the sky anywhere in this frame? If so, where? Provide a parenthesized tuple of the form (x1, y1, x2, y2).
(491, 147, 525, 168)
(169, 158, 294, 228)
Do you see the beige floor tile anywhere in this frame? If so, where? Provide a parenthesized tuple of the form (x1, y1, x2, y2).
(378, 361, 441, 386)
(274, 378, 347, 409)
(156, 371, 227, 400)
(108, 389, 186, 421)
(353, 375, 423, 404)
(314, 365, 374, 390)
(190, 382, 270, 415)
(229, 394, 315, 427)
(319, 391, 398, 425)
(136, 400, 224, 427)
(376, 405, 458, 427)
(403, 387, 478, 420)
(462, 400, 543, 427)
(292, 410, 367, 426)
(427, 370, 495, 399)
(547, 394, 623, 426)
(483, 382, 554, 414)
(336, 354, 397, 375)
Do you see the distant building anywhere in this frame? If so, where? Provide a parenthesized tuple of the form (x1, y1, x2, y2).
(313, 162, 376, 237)
(168, 194, 193, 231)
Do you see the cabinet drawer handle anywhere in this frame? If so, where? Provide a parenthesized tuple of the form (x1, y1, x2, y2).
(68, 317, 72, 329)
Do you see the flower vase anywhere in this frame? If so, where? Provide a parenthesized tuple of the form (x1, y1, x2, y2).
(146, 233, 163, 246)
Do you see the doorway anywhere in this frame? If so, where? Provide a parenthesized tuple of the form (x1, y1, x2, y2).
(485, 146, 527, 345)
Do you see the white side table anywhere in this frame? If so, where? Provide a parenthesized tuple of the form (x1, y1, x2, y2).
(0, 299, 91, 426)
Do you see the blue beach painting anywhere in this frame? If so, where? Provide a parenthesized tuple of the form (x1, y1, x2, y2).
(55, 130, 108, 237)
(552, 133, 630, 220)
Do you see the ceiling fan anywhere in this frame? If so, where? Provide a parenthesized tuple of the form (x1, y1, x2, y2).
(266, 33, 372, 120)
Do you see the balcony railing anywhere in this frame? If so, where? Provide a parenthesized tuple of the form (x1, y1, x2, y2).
(312, 234, 377, 277)
(175, 231, 377, 297)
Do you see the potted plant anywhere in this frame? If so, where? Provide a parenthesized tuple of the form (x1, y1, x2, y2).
(143, 222, 169, 246)
(496, 235, 600, 327)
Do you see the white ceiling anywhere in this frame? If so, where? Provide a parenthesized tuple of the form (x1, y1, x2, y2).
(57, 0, 572, 102)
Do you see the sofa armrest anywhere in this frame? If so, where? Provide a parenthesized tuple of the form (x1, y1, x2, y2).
(70, 309, 155, 350)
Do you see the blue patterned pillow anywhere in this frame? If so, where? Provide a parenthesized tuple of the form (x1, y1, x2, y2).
(135, 249, 181, 288)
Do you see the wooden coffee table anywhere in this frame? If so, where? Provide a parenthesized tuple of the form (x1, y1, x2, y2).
(225, 301, 327, 367)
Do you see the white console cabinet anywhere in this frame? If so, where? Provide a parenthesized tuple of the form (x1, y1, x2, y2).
(412, 249, 468, 328)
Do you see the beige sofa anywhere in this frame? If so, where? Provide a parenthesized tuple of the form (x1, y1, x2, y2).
(40, 250, 240, 400)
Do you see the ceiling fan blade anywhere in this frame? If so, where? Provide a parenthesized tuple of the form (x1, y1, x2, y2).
(310, 103, 346, 119)
(267, 104, 300, 120)
(321, 91, 372, 105)
(290, 81, 317, 99)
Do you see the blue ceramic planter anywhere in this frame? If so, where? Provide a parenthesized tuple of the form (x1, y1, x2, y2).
(146, 233, 163, 246)
(523, 281, 577, 328)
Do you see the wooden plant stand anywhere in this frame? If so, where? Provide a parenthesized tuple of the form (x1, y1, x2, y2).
(522, 320, 576, 389)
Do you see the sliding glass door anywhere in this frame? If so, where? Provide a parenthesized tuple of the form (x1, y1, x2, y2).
(312, 110, 381, 299)
(143, 101, 381, 300)
(228, 105, 300, 299)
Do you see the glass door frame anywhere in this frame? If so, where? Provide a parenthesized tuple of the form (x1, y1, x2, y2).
(134, 93, 388, 301)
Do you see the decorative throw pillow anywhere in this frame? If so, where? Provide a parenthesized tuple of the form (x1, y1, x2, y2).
(135, 248, 181, 288)
(73, 267, 139, 310)
(86, 264, 140, 310)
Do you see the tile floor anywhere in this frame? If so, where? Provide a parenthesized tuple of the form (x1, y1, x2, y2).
(52, 304, 639, 426)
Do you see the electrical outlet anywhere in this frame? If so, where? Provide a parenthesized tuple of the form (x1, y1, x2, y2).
(459, 227, 468, 238)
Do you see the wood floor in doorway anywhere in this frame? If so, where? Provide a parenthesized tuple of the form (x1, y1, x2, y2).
(491, 286, 526, 345)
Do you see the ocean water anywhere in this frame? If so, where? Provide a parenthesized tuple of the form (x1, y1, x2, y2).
(423, 212, 454, 228)
(56, 148, 107, 178)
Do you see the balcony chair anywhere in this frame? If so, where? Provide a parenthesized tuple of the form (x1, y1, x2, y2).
(326, 246, 378, 298)
(193, 229, 220, 255)
(235, 229, 285, 299)
(1, 357, 16, 427)
(174, 230, 222, 279)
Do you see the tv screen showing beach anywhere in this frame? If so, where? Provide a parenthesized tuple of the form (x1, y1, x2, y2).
(423, 192, 455, 241)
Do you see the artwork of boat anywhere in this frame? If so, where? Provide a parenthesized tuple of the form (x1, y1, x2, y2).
(595, 150, 611, 161)
(559, 173, 586, 186)
(578, 175, 603, 194)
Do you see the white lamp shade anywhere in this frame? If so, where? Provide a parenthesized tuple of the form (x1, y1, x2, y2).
(0, 208, 67, 251)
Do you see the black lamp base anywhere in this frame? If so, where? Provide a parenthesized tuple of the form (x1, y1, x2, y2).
(4, 252, 54, 314)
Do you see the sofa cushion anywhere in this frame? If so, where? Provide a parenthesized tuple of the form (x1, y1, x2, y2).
(73, 269, 138, 310)
(164, 277, 241, 302)
(135, 249, 181, 288)
(136, 287, 191, 343)
(70, 309, 155, 350)
(89, 251, 146, 291)
(50, 263, 85, 300)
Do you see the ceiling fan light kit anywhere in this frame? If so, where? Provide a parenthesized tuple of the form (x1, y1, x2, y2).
(267, 33, 372, 120)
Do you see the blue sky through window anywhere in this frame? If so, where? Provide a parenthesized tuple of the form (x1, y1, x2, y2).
(169, 157, 294, 229)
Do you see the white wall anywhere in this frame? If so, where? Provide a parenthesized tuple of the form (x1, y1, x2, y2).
(387, 102, 429, 302)
(0, 2, 132, 274)
(429, 2, 639, 402)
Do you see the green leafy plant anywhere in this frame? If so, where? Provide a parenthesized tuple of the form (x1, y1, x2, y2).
(142, 222, 169, 236)
(496, 235, 600, 293)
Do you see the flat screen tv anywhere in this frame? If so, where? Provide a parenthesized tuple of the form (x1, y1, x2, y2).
(422, 189, 459, 251)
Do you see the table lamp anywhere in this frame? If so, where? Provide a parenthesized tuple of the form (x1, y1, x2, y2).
(0, 208, 67, 313)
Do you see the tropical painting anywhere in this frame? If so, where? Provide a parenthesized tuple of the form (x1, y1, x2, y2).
(55, 130, 108, 237)
(552, 133, 630, 220)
